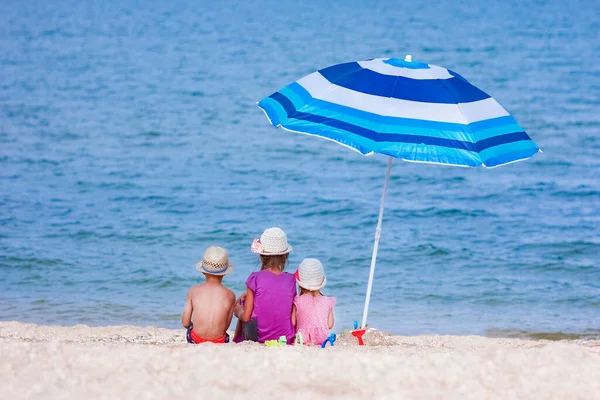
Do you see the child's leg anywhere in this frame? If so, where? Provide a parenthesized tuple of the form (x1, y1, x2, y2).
(242, 319, 258, 342)
(232, 319, 258, 343)
(233, 319, 244, 343)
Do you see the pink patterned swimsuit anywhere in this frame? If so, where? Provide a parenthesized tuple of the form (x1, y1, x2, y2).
(294, 294, 336, 346)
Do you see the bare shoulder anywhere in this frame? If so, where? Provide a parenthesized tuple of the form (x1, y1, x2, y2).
(224, 286, 236, 301)
(187, 283, 205, 296)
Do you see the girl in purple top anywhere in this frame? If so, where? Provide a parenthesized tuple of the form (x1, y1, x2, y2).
(233, 227, 296, 343)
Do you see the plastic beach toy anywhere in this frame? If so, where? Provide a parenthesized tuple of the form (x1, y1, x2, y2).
(321, 333, 336, 348)
(294, 332, 304, 345)
(352, 320, 366, 346)
(352, 329, 366, 346)
(265, 336, 287, 347)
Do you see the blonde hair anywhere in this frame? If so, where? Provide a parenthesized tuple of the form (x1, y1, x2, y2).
(299, 287, 322, 296)
(260, 254, 289, 271)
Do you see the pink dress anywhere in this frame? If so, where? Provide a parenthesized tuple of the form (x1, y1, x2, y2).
(294, 294, 336, 346)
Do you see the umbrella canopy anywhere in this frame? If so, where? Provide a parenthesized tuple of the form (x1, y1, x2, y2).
(258, 55, 540, 167)
(257, 55, 540, 329)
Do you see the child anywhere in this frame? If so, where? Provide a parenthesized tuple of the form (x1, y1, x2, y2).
(292, 258, 335, 346)
(233, 227, 296, 343)
(181, 246, 236, 344)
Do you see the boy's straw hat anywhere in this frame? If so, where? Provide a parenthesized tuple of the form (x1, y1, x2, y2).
(196, 246, 234, 276)
(295, 258, 327, 291)
(251, 227, 293, 255)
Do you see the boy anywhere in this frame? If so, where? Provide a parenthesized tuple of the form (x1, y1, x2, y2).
(182, 246, 236, 343)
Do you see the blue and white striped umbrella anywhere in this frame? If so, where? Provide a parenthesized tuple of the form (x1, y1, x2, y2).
(257, 55, 540, 329)
(258, 55, 539, 168)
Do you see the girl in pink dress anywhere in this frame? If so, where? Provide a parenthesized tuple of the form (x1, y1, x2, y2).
(233, 227, 296, 343)
(292, 258, 336, 346)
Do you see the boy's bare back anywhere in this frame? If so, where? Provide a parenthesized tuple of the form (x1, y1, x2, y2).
(182, 277, 236, 340)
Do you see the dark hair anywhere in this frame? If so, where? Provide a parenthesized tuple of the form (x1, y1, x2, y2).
(260, 254, 289, 271)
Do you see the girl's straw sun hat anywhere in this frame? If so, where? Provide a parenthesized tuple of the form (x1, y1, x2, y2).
(251, 227, 293, 255)
(196, 246, 234, 276)
(295, 258, 327, 291)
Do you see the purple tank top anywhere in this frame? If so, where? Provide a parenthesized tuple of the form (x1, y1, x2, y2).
(246, 270, 296, 343)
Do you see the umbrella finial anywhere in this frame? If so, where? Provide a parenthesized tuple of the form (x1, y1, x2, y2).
(404, 54, 412, 62)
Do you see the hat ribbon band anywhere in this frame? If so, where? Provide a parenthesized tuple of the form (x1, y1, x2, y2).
(202, 263, 229, 274)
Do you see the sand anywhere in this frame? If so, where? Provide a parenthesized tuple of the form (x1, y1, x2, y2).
(1, 322, 599, 399)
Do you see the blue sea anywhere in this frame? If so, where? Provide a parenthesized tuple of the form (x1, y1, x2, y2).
(1, 0, 599, 338)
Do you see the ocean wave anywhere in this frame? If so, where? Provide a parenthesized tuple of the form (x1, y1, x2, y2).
(0, 255, 66, 269)
(517, 262, 598, 273)
(392, 207, 495, 219)
(551, 189, 600, 198)
(514, 241, 600, 257)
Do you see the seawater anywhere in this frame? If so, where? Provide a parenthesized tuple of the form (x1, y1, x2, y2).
(1, 0, 599, 337)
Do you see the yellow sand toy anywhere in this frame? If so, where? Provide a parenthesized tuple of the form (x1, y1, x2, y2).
(264, 336, 287, 347)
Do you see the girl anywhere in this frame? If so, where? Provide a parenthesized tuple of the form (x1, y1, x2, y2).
(233, 227, 296, 343)
(292, 258, 336, 346)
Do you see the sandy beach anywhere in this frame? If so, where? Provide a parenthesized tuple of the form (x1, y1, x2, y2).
(1, 322, 599, 399)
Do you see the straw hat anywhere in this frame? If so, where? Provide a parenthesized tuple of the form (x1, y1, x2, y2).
(196, 246, 234, 276)
(296, 258, 327, 291)
(251, 227, 293, 255)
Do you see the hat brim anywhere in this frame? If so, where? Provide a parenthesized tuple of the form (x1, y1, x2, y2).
(197, 260, 234, 276)
(297, 275, 327, 291)
(256, 245, 292, 256)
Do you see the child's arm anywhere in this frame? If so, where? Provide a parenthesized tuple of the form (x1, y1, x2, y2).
(234, 288, 254, 323)
(291, 304, 297, 326)
(328, 309, 334, 329)
(181, 291, 193, 329)
(226, 290, 236, 328)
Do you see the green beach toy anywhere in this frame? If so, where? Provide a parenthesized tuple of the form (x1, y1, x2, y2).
(294, 332, 304, 345)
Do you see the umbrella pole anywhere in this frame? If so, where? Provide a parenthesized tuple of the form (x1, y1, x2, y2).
(361, 156, 393, 329)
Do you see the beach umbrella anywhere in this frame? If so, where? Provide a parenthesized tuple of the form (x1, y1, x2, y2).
(257, 55, 540, 328)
